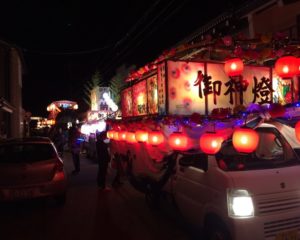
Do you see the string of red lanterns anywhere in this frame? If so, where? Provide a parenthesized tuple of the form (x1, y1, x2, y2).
(107, 126, 262, 155)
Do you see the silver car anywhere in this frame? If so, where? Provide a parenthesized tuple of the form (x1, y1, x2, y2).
(0, 137, 67, 204)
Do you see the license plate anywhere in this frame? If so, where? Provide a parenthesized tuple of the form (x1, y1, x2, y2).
(8, 189, 34, 200)
(276, 230, 298, 240)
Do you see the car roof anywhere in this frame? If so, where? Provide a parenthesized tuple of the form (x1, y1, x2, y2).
(0, 137, 52, 145)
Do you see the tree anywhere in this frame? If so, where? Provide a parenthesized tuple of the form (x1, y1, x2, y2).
(82, 70, 104, 107)
(109, 64, 135, 106)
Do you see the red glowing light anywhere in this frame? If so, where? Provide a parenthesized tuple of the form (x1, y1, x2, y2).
(135, 130, 148, 142)
(107, 130, 114, 139)
(118, 131, 127, 141)
(113, 131, 120, 141)
(126, 131, 136, 143)
(224, 58, 244, 77)
(232, 128, 259, 153)
(295, 121, 300, 142)
(148, 131, 164, 146)
(199, 132, 223, 154)
(275, 56, 298, 78)
(296, 58, 300, 76)
(169, 132, 188, 151)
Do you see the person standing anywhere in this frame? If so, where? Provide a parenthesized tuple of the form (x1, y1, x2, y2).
(53, 127, 65, 157)
(96, 131, 110, 189)
(69, 126, 81, 174)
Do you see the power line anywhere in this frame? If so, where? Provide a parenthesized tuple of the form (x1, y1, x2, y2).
(95, 0, 163, 72)
(100, 0, 188, 76)
(99, 0, 177, 74)
(22, 43, 115, 56)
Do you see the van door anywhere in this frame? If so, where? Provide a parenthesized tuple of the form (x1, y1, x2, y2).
(173, 152, 209, 223)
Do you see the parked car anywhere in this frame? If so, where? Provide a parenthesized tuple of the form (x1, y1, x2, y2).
(0, 137, 67, 204)
(163, 121, 300, 240)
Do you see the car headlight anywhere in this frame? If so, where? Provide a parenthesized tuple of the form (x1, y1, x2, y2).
(227, 189, 254, 218)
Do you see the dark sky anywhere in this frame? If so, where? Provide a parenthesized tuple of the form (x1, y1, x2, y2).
(0, 0, 247, 117)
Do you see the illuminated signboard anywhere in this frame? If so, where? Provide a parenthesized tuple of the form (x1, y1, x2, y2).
(91, 87, 100, 111)
(121, 60, 283, 118)
(147, 74, 158, 114)
(167, 60, 273, 115)
(167, 61, 205, 115)
(157, 62, 166, 115)
(272, 71, 299, 104)
(121, 87, 133, 117)
(133, 80, 147, 116)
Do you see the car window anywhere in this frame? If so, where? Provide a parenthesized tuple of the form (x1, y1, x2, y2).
(216, 127, 300, 171)
(179, 153, 208, 171)
(0, 143, 57, 163)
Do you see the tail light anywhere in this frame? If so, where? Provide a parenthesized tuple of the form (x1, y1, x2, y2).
(54, 158, 64, 173)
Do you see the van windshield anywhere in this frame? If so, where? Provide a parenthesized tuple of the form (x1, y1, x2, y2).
(215, 127, 300, 171)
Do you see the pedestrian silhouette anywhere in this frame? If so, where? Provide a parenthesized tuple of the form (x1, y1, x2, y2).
(96, 131, 110, 190)
(68, 126, 81, 174)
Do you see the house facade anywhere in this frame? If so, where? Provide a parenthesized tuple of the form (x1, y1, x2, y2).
(0, 40, 23, 139)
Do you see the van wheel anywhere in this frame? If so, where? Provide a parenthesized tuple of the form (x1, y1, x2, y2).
(205, 219, 230, 240)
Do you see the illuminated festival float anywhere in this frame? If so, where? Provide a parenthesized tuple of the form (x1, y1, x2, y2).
(46, 100, 79, 123)
(80, 87, 119, 159)
(80, 87, 118, 137)
(106, 32, 300, 189)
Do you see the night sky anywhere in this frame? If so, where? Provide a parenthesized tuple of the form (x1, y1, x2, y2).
(0, 0, 247, 117)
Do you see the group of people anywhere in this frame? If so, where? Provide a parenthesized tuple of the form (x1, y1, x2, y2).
(51, 125, 121, 190)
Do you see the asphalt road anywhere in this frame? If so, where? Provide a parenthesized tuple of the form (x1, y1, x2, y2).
(0, 151, 201, 240)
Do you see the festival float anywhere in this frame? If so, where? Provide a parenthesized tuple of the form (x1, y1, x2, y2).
(106, 32, 300, 193)
(80, 87, 119, 159)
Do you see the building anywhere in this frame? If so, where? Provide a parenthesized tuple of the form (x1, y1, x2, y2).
(177, 0, 300, 46)
(0, 39, 24, 139)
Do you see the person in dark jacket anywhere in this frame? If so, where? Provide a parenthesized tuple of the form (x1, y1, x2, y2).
(96, 131, 110, 189)
(68, 126, 81, 174)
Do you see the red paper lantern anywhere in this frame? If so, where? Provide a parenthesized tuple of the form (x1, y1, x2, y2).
(107, 130, 114, 139)
(135, 130, 148, 142)
(199, 132, 223, 154)
(295, 121, 300, 142)
(296, 58, 300, 76)
(113, 131, 120, 141)
(126, 131, 136, 143)
(224, 58, 244, 77)
(118, 131, 127, 141)
(169, 132, 188, 151)
(232, 128, 259, 153)
(275, 56, 298, 78)
(148, 131, 164, 146)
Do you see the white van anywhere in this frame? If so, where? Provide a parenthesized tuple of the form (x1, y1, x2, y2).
(166, 121, 300, 240)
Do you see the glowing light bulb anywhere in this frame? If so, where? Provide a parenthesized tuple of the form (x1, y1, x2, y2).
(175, 138, 181, 145)
(231, 63, 237, 70)
(241, 136, 248, 145)
(211, 140, 218, 148)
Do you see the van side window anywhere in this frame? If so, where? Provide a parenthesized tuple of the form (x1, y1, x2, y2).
(216, 127, 300, 171)
(179, 153, 208, 171)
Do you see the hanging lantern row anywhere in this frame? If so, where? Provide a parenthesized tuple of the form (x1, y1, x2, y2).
(224, 56, 300, 79)
(107, 127, 262, 154)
